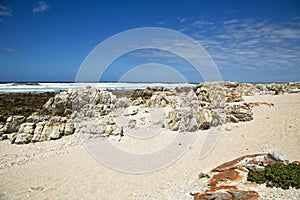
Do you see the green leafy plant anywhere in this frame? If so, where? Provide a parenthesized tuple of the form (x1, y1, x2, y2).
(247, 163, 300, 190)
(199, 172, 210, 179)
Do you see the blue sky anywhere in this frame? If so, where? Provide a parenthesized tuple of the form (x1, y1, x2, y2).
(0, 0, 300, 82)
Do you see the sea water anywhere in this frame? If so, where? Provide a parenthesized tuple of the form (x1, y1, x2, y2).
(0, 82, 195, 94)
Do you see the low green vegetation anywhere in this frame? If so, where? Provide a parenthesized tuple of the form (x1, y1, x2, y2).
(199, 172, 210, 179)
(247, 163, 300, 190)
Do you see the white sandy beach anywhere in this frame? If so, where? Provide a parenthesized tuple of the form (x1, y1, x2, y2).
(0, 93, 299, 199)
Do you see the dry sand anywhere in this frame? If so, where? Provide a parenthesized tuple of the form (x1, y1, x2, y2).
(0, 94, 299, 199)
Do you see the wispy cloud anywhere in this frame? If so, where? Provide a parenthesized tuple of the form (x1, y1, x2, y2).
(0, 4, 12, 21)
(158, 19, 168, 25)
(134, 16, 300, 81)
(177, 17, 186, 23)
(0, 46, 17, 52)
(184, 17, 300, 74)
(33, 1, 50, 13)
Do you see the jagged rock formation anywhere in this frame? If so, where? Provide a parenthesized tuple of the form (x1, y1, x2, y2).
(0, 114, 75, 144)
(1, 82, 299, 144)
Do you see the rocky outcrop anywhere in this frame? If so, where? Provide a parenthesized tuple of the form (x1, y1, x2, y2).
(192, 152, 295, 200)
(8, 116, 75, 144)
(3, 115, 25, 133)
(165, 109, 216, 132)
(193, 84, 211, 104)
(147, 92, 175, 107)
(1, 82, 298, 144)
(225, 91, 243, 102)
(44, 86, 116, 117)
(226, 103, 253, 123)
(236, 83, 258, 96)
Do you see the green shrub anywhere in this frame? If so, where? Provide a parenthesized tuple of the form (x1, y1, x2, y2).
(247, 163, 300, 190)
(199, 172, 210, 179)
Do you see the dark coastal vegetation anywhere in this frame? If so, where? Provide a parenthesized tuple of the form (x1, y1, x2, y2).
(247, 163, 300, 190)
(0, 92, 55, 124)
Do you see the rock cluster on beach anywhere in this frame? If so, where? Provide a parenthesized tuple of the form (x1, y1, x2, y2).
(0, 82, 299, 144)
(0, 115, 75, 144)
(191, 152, 299, 200)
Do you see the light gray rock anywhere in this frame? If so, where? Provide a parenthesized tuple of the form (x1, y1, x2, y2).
(0, 124, 4, 134)
(165, 109, 182, 131)
(116, 97, 131, 108)
(43, 86, 116, 117)
(131, 97, 144, 106)
(269, 151, 289, 164)
(148, 93, 173, 107)
(14, 133, 32, 144)
(18, 123, 35, 134)
(3, 115, 25, 133)
(226, 104, 253, 122)
(187, 117, 198, 132)
(226, 114, 239, 123)
(194, 84, 210, 103)
(31, 122, 45, 142)
(210, 110, 224, 127)
(123, 106, 139, 116)
(26, 115, 51, 123)
(198, 110, 213, 130)
(236, 83, 258, 96)
(225, 124, 232, 131)
(49, 122, 65, 140)
(128, 119, 136, 129)
(64, 122, 75, 135)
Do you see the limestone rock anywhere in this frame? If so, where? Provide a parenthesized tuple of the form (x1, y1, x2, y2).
(236, 83, 258, 96)
(32, 122, 45, 142)
(18, 123, 35, 134)
(131, 97, 144, 106)
(225, 124, 232, 131)
(269, 151, 289, 164)
(165, 108, 213, 132)
(115, 97, 130, 108)
(165, 109, 182, 131)
(194, 84, 210, 103)
(43, 86, 116, 117)
(127, 119, 136, 129)
(130, 88, 153, 101)
(49, 122, 65, 140)
(226, 104, 253, 122)
(225, 91, 243, 102)
(178, 90, 199, 108)
(224, 81, 239, 88)
(64, 122, 75, 135)
(3, 115, 25, 133)
(198, 110, 213, 130)
(196, 190, 259, 200)
(26, 115, 51, 123)
(123, 106, 139, 116)
(148, 93, 174, 107)
(14, 133, 32, 144)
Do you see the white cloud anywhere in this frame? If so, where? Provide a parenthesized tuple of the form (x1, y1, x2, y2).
(123, 17, 300, 80)
(0, 46, 16, 52)
(33, 1, 50, 13)
(223, 19, 238, 24)
(184, 18, 300, 73)
(0, 4, 12, 17)
(177, 17, 186, 23)
(158, 20, 168, 25)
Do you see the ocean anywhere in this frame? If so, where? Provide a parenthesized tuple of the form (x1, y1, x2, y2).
(0, 82, 196, 94)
